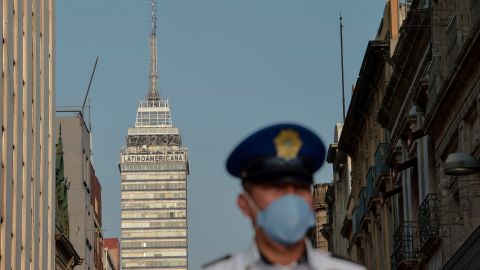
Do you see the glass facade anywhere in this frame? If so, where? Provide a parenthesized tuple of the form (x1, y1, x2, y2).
(120, 99, 189, 270)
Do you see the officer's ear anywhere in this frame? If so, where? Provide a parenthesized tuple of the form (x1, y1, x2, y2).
(237, 193, 255, 219)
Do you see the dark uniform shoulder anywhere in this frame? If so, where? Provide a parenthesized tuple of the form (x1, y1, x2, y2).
(202, 254, 232, 269)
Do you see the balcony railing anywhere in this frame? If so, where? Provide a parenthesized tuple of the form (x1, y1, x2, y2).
(352, 187, 369, 237)
(391, 221, 421, 270)
(419, 194, 440, 251)
(325, 185, 335, 205)
(359, 187, 370, 227)
(320, 223, 332, 239)
(366, 166, 377, 207)
(375, 143, 390, 187)
(352, 206, 360, 236)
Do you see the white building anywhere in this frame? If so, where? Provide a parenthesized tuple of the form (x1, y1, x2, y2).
(0, 0, 56, 269)
(119, 0, 189, 269)
(119, 99, 189, 270)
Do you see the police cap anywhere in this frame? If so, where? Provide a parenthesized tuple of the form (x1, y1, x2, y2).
(226, 123, 326, 185)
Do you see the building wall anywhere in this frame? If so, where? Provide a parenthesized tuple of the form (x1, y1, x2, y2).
(312, 183, 329, 251)
(90, 165, 103, 270)
(423, 0, 480, 265)
(104, 238, 120, 270)
(119, 100, 189, 269)
(0, 0, 56, 269)
(326, 1, 404, 269)
(330, 124, 350, 259)
(328, 0, 480, 269)
(57, 115, 96, 270)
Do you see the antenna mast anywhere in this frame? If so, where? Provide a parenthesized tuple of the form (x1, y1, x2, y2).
(82, 56, 99, 116)
(148, 0, 160, 101)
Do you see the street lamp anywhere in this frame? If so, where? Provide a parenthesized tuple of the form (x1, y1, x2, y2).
(445, 152, 480, 176)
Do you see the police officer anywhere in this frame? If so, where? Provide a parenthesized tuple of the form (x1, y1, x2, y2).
(203, 123, 365, 270)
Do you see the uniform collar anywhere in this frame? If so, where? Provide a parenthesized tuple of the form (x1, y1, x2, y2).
(246, 239, 317, 269)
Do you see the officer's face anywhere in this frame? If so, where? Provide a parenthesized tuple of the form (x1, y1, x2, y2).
(237, 182, 313, 220)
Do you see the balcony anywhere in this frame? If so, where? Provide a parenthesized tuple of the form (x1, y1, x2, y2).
(325, 185, 335, 205)
(358, 187, 370, 227)
(419, 194, 440, 254)
(352, 187, 369, 242)
(391, 221, 421, 270)
(366, 166, 378, 209)
(313, 184, 328, 210)
(351, 206, 364, 245)
(375, 143, 390, 189)
(320, 223, 332, 240)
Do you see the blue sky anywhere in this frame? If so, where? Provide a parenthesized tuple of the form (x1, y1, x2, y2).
(56, 1, 386, 268)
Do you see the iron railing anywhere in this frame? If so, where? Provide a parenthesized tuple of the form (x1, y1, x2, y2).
(352, 187, 368, 236)
(352, 206, 360, 235)
(366, 166, 377, 203)
(375, 143, 390, 186)
(320, 223, 332, 239)
(325, 185, 335, 205)
(391, 221, 421, 270)
(358, 187, 368, 218)
(419, 193, 440, 249)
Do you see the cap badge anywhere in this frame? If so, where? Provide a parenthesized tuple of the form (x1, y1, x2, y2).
(274, 129, 303, 160)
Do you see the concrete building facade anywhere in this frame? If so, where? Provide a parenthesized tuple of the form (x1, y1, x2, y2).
(0, 0, 56, 269)
(119, 98, 189, 269)
(55, 127, 82, 269)
(324, 3, 403, 269)
(90, 165, 103, 270)
(57, 115, 102, 270)
(119, 1, 189, 269)
(326, 0, 480, 269)
(312, 183, 329, 251)
(103, 238, 120, 270)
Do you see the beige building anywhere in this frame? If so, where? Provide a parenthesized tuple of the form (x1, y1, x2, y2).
(377, 0, 480, 268)
(55, 127, 82, 269)
(325, 0, 405, 268)
(57, 115, 102, 270)
(312, 183, 329, 250)
(119, 1, 189, 269)
(327, 0, 480, 269)
(325, 124, 350, 259)
(103, 238, 120, 270)
(0, 0, 56, 269)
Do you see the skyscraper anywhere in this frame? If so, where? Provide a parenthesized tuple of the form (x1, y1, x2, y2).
(119, 1, 189, 269)
(0, 0, 56, 269)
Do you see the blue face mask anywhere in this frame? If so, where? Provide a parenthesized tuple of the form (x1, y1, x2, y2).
(246, 194, 315, 246)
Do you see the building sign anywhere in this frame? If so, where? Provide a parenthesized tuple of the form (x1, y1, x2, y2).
(121, 154, 186, 163)
(127, 134, 180, 147)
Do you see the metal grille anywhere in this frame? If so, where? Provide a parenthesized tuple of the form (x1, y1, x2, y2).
(375, 143, 390, 186)
(391, 221, 421, 270)
(419, 194, 440, 249)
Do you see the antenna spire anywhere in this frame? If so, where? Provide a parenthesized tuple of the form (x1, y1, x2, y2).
(148, 0, 160, 101)
(339, 13, 346, 122)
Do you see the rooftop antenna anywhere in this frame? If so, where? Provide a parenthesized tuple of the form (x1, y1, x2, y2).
(148, 0, 160, 101)
(339, 13, 346, 123)
(82, 56, 99, 117)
